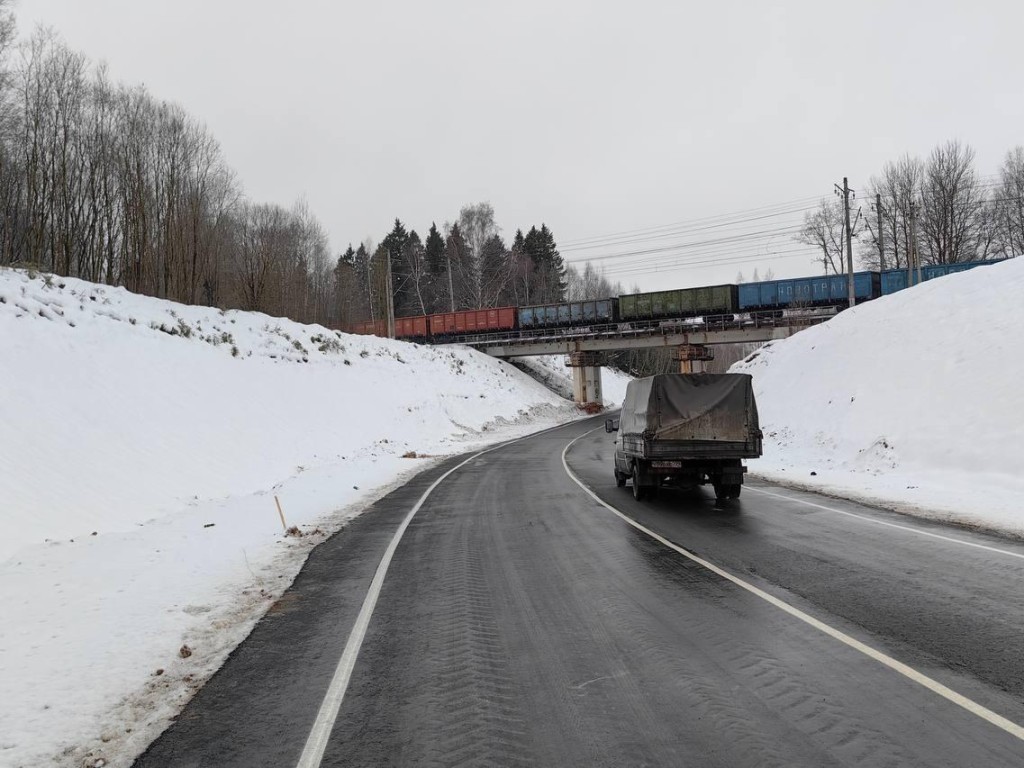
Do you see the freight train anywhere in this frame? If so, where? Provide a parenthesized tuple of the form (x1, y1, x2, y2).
(348, 260, 1001, 342)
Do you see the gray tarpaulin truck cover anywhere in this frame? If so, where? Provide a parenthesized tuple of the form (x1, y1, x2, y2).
(619, 374, 760, 443)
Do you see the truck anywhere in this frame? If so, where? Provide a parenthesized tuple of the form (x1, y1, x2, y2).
(605, 373, 762, 502)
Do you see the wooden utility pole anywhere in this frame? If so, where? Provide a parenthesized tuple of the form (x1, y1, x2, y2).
(908, 202, 919, 287)
(875, 193, 886, 271)
(385, 250, 396, 338)
(835, 177, 855, 307)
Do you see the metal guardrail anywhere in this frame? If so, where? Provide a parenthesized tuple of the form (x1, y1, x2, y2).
(439, 309, 834, 348)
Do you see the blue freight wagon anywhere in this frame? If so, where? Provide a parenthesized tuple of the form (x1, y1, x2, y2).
(518, 298, 618, 330)
(738, 271, 879, 311)
(880, 260, 1004, 296)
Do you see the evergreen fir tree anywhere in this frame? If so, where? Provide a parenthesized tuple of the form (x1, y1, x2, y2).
(538, 224, 565, 300)
(445, 223, 470, 310)
(479, 233, 509, 307)
(425, 223, 445, 276)
(353, 243, 373, 319)
(382, 219, 412, 315)
(522, 224, 565, 302)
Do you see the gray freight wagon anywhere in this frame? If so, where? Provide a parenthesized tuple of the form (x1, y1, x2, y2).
(607, 373, 762, 501)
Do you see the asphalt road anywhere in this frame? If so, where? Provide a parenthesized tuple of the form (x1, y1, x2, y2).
(135, 416, 1024, 767)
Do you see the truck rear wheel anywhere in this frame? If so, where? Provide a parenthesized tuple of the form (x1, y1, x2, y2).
(631, 467, 646, 501)
(615, 470, 627, 488)
(714, 483, 742, 501)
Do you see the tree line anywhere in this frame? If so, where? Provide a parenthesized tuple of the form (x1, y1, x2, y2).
(337, 202, 568, 327)
(799, 140, 1023, 273)
(0, 16, 342, 325)
(0, 9, 575, 331)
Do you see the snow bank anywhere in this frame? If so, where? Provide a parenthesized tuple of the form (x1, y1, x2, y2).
(0, 267, 578, 767)
(731, 257, 1024, 535)
(515, 354, 633, 407)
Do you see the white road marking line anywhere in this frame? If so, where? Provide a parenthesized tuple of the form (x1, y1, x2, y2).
(561, 429, 1024, 743)
(296, 420, 579, 768)
(745, 485, 1024, 561)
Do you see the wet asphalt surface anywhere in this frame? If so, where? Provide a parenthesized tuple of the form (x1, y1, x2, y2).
(135, 416, 1024, 767)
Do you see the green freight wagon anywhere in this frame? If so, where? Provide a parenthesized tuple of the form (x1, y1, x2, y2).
(619, 284, 738, 321)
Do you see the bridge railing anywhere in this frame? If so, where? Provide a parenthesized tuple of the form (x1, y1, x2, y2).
(440, 309, 834, 347)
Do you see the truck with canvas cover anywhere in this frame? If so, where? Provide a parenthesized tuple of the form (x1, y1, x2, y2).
(606, 373, 762, 501)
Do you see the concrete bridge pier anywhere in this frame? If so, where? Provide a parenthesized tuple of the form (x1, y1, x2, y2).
(674, 344, 714, 374)
(566, 351, 604, 408)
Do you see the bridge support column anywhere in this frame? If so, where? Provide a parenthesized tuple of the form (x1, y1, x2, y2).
(566, 351, 605, 409)
(673, 344, 714, 374)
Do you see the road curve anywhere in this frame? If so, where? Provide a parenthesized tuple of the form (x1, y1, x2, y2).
(135, 416, 1024, 767)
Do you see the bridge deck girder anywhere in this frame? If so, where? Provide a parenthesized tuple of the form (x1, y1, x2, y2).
(468, 325, 798, 358)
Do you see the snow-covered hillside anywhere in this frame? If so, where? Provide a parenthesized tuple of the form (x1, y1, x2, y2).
(515, 354, 633, 407)
(732, 257, 1024, 535)
(0, 267, 578, 768)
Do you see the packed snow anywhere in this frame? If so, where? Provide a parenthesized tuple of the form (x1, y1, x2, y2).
(0, 267, 583, 768)
(732, 257, 1024, 536)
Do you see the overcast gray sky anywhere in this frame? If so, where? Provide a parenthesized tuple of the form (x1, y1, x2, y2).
(14, 0, 1024, 291)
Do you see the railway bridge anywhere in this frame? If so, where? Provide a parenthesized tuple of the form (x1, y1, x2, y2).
(449, 312, 829, 406)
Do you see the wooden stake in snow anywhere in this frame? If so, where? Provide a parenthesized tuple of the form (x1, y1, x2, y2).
(275, 495, 288, 532)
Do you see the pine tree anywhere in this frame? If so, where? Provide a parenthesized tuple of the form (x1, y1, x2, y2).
(425, 223, 445, 275)
(539, 224, 565, 301)
(509, 229, 530, 305)
(522, 224, 565, 303)
(333, 247, 358, 328)
(445, 223, 470, 310)
(479, 233, 510, 307)
(382, 219, 412, 315)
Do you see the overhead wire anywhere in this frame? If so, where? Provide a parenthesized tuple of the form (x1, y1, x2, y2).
(560, 195, 824, 248)
(562, 174, 1018, 281)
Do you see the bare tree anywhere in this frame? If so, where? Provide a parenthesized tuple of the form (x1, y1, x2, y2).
(992, 146, 1024, 258)
(796, 199, 845, 274)
(457, 202, 498, 307)
(862, 155, 926, 270)
(401, 231, 430, 315)
(565, 261, 621, 300)
(919, 140, 989, 264)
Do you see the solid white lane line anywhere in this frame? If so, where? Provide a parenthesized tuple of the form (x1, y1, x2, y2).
(745, 485, 1024, 562)
(561, 430, 1024, 743)
(295, 419, 580, 768)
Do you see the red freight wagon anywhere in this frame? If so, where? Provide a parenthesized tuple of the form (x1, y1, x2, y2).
(492, 307, 517, 331)
(394, 315, 428, 339)
(428, 306, 517, 337)
(348, 319, 388, 336)
(429, 312, 456, 337)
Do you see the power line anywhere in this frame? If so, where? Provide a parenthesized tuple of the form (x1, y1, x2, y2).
(565, 223, 806, 264)
(561, 204, 818, 253)
(599, 248, 820, 280)
(562, 178, 1021, 282)
(560, 195, 824, 247)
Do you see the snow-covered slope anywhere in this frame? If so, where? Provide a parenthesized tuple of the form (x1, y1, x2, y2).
(0, 267, 578, 768)
(515, 354, 633, 407)
(731, 257, 1024, 535)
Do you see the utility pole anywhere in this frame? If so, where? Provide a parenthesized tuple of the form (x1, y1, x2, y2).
(875, 193, 885, 271)
(913, 201, 921, 288)
(385, 250, 396, 338)
(835, 177, 855, 307)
